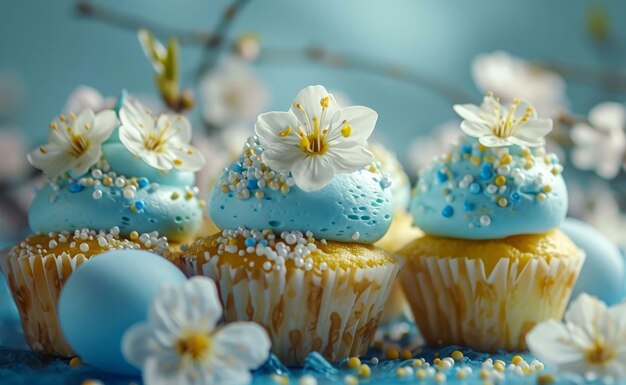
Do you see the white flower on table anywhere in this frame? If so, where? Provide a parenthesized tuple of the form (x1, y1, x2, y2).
(571, 102, 626, 179)
(526, 293, 626, 381)
(27, 109, 117, 178)
(255, 85, 377, 192)
(453, 93, 553, 147)
(119, 99, 205, 172)
(472, 51, 568, 117)
(123, 277, 271, 385)
(200, 57, 269, 128)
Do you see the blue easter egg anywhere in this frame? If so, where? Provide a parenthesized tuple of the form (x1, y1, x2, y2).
(58, 250, 186, 375)
(561, 218, 625, 305)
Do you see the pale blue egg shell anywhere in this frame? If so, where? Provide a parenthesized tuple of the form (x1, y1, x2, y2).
(561, 218, 625, 305)
(58, 250, 186, 375)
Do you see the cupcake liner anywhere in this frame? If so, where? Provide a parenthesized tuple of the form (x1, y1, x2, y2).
(399, 252, 584, 351)
(182, 255, 401, 365)
(1, 249, 88, 357)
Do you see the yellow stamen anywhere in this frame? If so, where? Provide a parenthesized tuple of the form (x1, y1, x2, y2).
(585, 342, 616, 365)
(176, 332, 211, 361)
(278, 126, 292, 137)
(173, 159, 183, 166)
(320, 96, 329, 108)
(39, 145, 47, 154)
(341, 124, 352, 138)
(59, 115, 67, 122)
(299, 135, 310, 150)
(69, 112, 77, 121)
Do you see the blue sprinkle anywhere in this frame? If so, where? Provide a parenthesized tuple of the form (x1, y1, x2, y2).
(245, 237, 256, 247)
(69, 183, 84, 193)
(134, 200, 145, 211)
(479, 170, 492, 180)
(460, 145, 472, 154)
(481, 163, 493, 172)
(469, 183, 482, 195)
(247, 179, 258, 189)
(138, 177, 149, 189)
(464, 200, 475, 212)
(442, 205, 454, 218)
(436, 170, 448, 182)
(232, 163, 243, 172)
(259, 239, 268, 247)
(511, 192, 521, 201)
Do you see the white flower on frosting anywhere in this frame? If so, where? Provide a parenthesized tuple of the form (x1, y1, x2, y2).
(123, 277, 271, 385)
(526, 293, 626, 381)
(27, 109, 117, 178)
(453, 93, 552, 147)
(472, 51, 568, 117)
(571, 102, 626, 179)
(119, 99, 205, 172)
(255, 85, 376, 192)
(200, 57, 269, 128)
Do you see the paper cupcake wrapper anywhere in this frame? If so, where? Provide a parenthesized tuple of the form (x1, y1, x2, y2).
(0, 250, 88, 357)
(399, 252, 584, 351)
(182, 255, 401, 365)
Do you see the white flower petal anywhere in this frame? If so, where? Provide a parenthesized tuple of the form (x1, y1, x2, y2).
(291, 156, 335, 192)
(565, 293, 608, 338)
(210, 358, 252, 385)
(330, 106, 377, 143)
(122, 324, 161, 367)
(157, 114, 192, 144)
(453, 103, 485, 122)
(460, 121, 490, 137)
(138, 29, 167, 75)
(261, 145, 305, 172)
(143, 355, 190, 385)
(609, 301, 626, 331)
(507, 135, 545, 147)
(326, 142, 374, 174)
(288, 85, 337, 124)
(589, 102, 626, 132)
(169, 146, 206, 172)
(526, 320, 585, 365)
(478, 135, 512, 147)
(73, 109, 95, 136)
(121, 99, 155, 134)
(254, 111, 300, 148)
(518, 118, 553, 138)
(213, 322, 271, 369)
(92, 110, 118, 143)
(69, 146, 101, 176)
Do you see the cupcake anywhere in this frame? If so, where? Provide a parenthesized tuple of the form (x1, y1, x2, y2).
(181, 85, 402, 364)
(1, 96, 206, 356)
(369, 143, 422, 323)
(399, 94, 584, 351)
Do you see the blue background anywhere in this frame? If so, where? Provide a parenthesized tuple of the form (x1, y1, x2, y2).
(1, 0, 625, 158)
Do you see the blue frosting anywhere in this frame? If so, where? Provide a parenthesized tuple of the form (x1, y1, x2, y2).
(410, 137, 568, 239)
(29, 141, 202, 242)
(208, 139, 393, 243)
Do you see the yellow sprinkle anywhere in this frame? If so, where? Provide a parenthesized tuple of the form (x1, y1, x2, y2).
(416, 369, 427, 380)
(344, 375, 358, 385)
(358, 364, 371, 378)
(456, 370, 467, 379)
(551, 167, 560, 175)
(221, 184, 230, 193)
(400, 349, 412, 360)
(434, 358, 442, 366)
(369, 163, 377, 173)
(278, 126, 292, 137)
(451, 350, 464, 362)
(185, 191, 194, 200)
(524, 160, 534, 169)
(171, 192, 180, 200)
(521, 148, 531, 157)
(255, 190, 264, 199)
(544, 155, 551, 165)
(536, 193, 547, 202)
(479, 369, 489, 379)
(341, 124, 352, 138)
(173, 159, 183, 166)
(412, 359, 423, 368)
(280, 184, 290, 194)
(493, 361, 505, 372)
(347, 357, 361, 369)
(130, 204, 137, 213)
(198, 200, 207, 208)
(494, 175, 506, 186)
(543, 185, 552, 193)
(435, 373, 446, 383)
(537, 374, 555, 385)
(396, 368, 406, 378)
(386, 349, 399, 360)
(103, 176, 113, 186)
(129, 231, 139, 241)
(320, 96, 330, 108)
(270, 374, 289, 385)
(479, 144, 488, 152)
(470, 155, 481, 165)
(511, 355, 523, 365)
(484, 155, 494, 163)
(497, 197, 508, 207)
(69, 357, 81, 367)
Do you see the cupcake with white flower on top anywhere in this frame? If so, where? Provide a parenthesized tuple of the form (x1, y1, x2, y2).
(1, 95, 206, 357)
(399, 93, 584, 351)
(181, 85, 402, 364)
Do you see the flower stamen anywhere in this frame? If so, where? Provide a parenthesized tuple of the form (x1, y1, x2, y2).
(176, 332, 212, 361)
